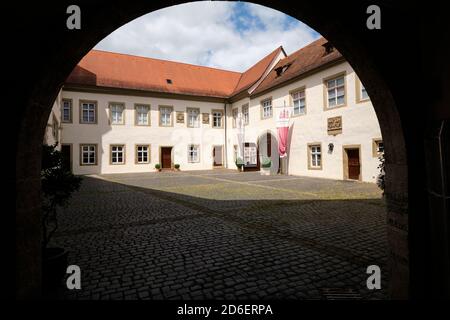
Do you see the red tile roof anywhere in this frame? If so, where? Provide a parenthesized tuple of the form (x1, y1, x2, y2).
(65, 37, 343, 100)
(231, 46, 285, 97)
(66, 50, 242, 98)
(252, 38, 343, 95)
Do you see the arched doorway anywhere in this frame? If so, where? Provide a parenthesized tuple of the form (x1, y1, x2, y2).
(16, 1, 449, 300)
(257, 130, 280, 175)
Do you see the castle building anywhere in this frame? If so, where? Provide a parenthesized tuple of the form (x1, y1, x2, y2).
(45, 38, 383, 182)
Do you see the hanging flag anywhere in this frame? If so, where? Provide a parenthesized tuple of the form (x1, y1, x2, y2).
(275, 101, 291, 158)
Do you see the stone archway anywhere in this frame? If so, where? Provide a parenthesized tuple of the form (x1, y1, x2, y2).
(15, 1, 449, 299)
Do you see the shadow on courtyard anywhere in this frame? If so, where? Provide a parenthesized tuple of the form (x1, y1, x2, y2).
(48, 175, 388, 300)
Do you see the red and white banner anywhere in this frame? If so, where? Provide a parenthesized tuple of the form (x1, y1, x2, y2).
(275, 103, 292, 158)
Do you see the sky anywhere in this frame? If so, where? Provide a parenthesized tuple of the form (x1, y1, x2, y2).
(94, 1, 321, 72)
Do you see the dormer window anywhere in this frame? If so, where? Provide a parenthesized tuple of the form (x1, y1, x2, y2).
(322, 42, 334, 55)
(166, 79, 172, 84)
(275, 63, 290, 77)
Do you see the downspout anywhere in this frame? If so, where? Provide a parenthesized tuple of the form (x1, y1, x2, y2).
(224, 102, 228, 168)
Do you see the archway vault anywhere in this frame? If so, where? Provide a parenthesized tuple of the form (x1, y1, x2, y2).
(15, 0, 450, 299)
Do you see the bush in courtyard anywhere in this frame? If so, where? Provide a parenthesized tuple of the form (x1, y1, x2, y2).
(261, 156, 272, 168)
(174, 164, 180, 169)
(235, 157, 244, 170)
(376, 152, 385, 194)
(155, 163, 161, 169)
(41, 143, 82, 248)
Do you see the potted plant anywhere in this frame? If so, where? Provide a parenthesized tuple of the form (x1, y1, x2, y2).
(174, 164, 180, 171)
(41, 143, 82, 291)
(155, 163, 161, 172)
(260, 156, 272, 175)
(235, 157, 244, 172)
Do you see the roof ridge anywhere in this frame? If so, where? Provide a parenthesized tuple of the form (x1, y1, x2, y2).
(90, 49, 243, 75)
(230, 46, 283, 94)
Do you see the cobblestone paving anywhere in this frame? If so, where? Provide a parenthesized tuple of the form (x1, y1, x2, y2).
(50, 169, 388, 300)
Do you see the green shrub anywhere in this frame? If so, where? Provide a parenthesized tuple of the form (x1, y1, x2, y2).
(235, 157, 244, 169)
(174, 164, 180, 169)
(261, 156, 272, 168)
(41, 143, 82, 248)
(155, 163, 161, 169)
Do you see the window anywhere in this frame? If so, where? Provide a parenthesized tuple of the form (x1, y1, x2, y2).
(188, 145, 199, 163)
(135, 105, 150, 126)
(80, 101, 97, 124)
(61, 99, 72, 123)
(136, 145, 150, 164)
(361, 83, 369, 100)
(110, 103, 125, 125)
(292, 90, 306, 115)
(159, 106, 173, 126)
(261, 98, 272, 119)
(80, 144, 96, 165)
(308, 144, 322, 169)
(242, 104, 249, 125)
(372, 139, 384, 157)
(110, 145, 125, 164)
(212, 110, 223, 128)
(232, 108, 238, 128)
(52, 114, 59, 141)
(187, 108, 200, 128)
(326, 75, 345, 108)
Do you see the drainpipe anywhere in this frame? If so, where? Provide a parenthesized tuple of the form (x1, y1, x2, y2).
(224, 102, 228, 168)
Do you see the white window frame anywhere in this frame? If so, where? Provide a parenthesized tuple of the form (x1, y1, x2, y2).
(310, 145, 321, 169)
(292, 90, 306, 115)
(188, 144, 200, 163)
(61, 99, 72, 123)
(80, 101, 97, 124)
(110, 103, 125, 125)
(136, 145, 150, 164)
(80, 144, 96, 165)
(212, 110, 223, 128)
(232, 108, 238, 128)
(159, 106, 173, 127)
(187, 108, 200, 128)
(326, 75, 345, 108)
(242, 104, 249, 125)
(261, 99, 272, 119)
(111, 145, 125, 165)
(135, 105, 150, 126)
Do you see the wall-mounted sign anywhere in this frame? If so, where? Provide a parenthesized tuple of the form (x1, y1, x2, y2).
(202, 113, 209, 124)
(176, 111, 185, 123)
(327, 116, 342, 135)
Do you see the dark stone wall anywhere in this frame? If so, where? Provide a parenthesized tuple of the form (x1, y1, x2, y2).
(13, 0, 449, 299)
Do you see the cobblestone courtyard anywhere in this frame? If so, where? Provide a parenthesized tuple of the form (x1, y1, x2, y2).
(50, 169, 388, 300)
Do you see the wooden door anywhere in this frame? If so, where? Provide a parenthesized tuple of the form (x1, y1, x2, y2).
(213, 146, 223, 166)
(161, 147, 172, 169)
(347, 148, 360, 180)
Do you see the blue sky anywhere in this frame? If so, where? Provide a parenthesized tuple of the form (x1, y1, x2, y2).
(95, 1, 321, 72)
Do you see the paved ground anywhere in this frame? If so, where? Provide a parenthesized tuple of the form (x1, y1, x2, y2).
(49, 169, 388, 300)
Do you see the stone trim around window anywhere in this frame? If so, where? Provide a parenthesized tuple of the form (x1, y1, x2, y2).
(355, 76, 370, 104)
(79, 100, 98, 124)
(109, 144, 126, 165)
(289, 86, 307, 117)
(61, 98, 73, 123)
(79, 143, 98, 166)
(372, 138, 384, 157)
(307, 142, 323, 170)
(108, 101, 126, 125)
(322, 71, 347, 111)
(260, 97, 273, 120)
(211, 109, 224, 128)
(135, 144, 151, 164)
(134, 103, 151, 126)
(158, 105, 174, 127)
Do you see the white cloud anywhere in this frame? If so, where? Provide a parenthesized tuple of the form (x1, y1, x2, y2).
(94, 1, 320, 72)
